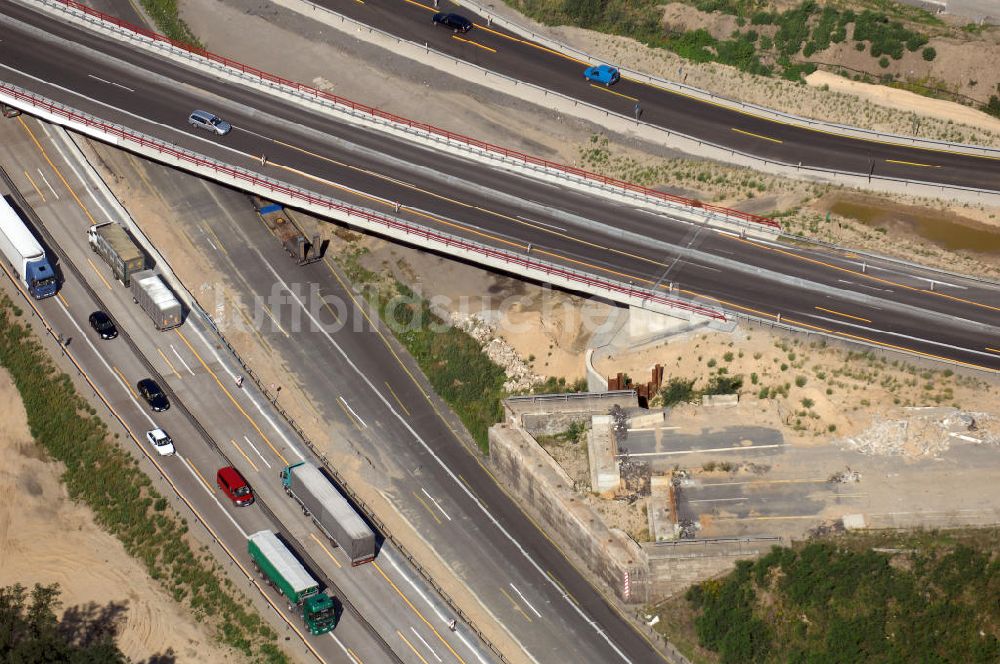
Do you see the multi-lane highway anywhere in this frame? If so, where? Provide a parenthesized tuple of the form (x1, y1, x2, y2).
(312, 0, 1000, 191)
(0, 115, 500, 664)
(2, 0, 999, 662)
(2, 0, 998, 371)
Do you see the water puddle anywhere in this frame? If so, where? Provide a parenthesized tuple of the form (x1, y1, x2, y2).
(827, 197, 1000, 255)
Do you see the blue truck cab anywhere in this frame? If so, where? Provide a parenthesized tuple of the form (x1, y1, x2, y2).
(25, 258, 58, 299)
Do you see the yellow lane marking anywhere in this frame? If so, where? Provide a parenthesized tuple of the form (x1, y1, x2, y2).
(499, 587, 532, 622)
(186, 458, 213, 492)
(336, 396, 364, 431)
(57, 293, 69, 308)
(86, 258, 114, 290)
(16, 117, 97, 224)
(590, 84, 639, 102)
(347, 649, 362, 664)
(157, 347, 182, 379)
(231, 438, 259, 473)
(262, 303, 289, 337)
(23, 169, 45, 201)
(386, 381, 411, 416)
(397, 630, 431, 664)
(474, 23, 587, 64)
(323, 300, 342, 325)
(4, 263, 327, 663)
(372, 561, 466, 664)
(814, 306, 871, 323)
(885, 158, 939, 168)
(732, 127, 783, 144)
(402, 0, 431, 10)
(987, 347, 1000, 355)
(731, 236, 1000, 315)
(545, 569, 577, 606)
(202, 222, 231, 258)
(700, 478, 828, 486)
(672, 286, 997, 372)
(112, 366, 137, 398)
(309, 532, 343, 569)
(413, 491, 442, 525)
(452, 35, 497, 52)
(173, 329, 289, 465)
(269, 160, 526, 251)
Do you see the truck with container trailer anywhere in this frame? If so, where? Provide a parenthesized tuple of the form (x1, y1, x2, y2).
(0, 195, 58, 299)
(252, 196, 322, 265)
(280, 462, 377, 565)
(247, 530, 337, 635)
(87, 222, 146, 286)
(129, 269, 182, 330)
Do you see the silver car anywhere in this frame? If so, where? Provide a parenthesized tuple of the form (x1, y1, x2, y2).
(188, 110, 232, 136)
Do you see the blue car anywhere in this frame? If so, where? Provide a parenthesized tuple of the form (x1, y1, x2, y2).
(584, 64, 620, 86)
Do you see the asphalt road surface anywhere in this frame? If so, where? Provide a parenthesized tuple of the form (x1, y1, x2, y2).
(313, 0, 1000, 191)
(3, 2, 998, 372)
(0, 116, 499, 664)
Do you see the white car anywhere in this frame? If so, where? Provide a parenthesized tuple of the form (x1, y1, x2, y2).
(145, 428, 175, 456)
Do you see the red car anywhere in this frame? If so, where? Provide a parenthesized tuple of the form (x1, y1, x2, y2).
(216, 466, 254, 506)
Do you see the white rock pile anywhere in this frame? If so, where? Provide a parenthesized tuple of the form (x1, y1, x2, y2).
(841, 409, 1000, 458)
(449, 312, 544, 393)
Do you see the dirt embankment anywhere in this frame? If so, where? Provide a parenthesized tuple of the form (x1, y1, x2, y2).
(0, 368, 233, 663)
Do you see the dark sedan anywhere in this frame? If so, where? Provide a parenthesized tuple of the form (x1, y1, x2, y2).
(88, 310, 118, 340)
(137, 378, 169, 412)
(432, 12, 472, 33)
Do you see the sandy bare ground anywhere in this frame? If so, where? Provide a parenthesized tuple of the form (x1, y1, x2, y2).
(0, 369, 234, 663)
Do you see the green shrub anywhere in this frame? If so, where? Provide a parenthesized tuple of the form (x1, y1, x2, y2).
(0, 298, 286, 662)
(138, 0, 202, 47)
(661, 377, 697, 406)
(703, 375, 743, 396)
(922, 46, 937, 60)
(879, 56, 890, 68)
(795, 375, 807, 387)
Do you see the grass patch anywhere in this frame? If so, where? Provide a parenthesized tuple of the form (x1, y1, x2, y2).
(651, 527, 1000, 663)
(138, 0, 203, 47)
(339, 248, 506, 452)
(0, 296, 286, 662)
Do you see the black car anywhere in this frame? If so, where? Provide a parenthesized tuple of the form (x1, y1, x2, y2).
(432, 12, 472, 33)
(88, 311, 118, 340)
(137, 378, 169, 412)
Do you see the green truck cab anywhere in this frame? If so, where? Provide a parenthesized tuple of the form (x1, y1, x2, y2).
(248, 530, 336, 635)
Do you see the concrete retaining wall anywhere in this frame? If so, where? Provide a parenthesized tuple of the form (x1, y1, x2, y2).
(488, 423, 648, 602)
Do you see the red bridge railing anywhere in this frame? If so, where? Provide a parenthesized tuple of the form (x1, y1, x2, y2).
(51, 0, 780, 230)
(0, 82, 726, 321)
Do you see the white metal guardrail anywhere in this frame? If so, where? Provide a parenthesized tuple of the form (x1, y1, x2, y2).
(0, 81, 727, 325)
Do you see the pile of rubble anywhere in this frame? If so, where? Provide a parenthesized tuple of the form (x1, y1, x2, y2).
(840, 409, 1000, 458)
(449, 312, 544, 392)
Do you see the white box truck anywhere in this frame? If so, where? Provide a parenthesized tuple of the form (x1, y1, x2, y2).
(0, 196, 57, 299)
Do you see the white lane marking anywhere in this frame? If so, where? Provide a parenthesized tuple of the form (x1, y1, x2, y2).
(87, 74, 113, 85)
(836, 279, 893, 293)
(262, 256, 625, 662)
(622, 443, 785, 457)
(179, 454, 247, 538)
(41, 124, 118, 220)
(243, 436, 272, 470)
(384, 549, 497, 664)
(509, 583, 542, 618)
(688, 497, 747, 504)
(808, 315, 1000, 359)
(410, 626, 442, 662)
(421, 488, 451, 522)
(170, 343, 196, 376)
(516, 215, 566, 232)
(948, 432, 982, 443)
(627, 427, 680, 432)
(205, 236, 218, 252)
(37, 168, 59, 199)
(183, 320, 305, 460)
(328, 632, 358, 663)
(714, 229, 739, 238)
(55, 298, 156, 428)
(112, 81, 135, 92)
(338, 396, 367, 428)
